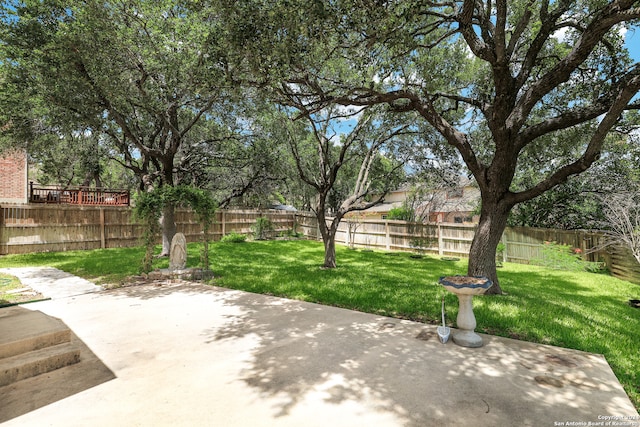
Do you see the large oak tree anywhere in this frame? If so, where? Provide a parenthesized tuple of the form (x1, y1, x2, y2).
(217, 0, 640, 293)
(0, 0, 235, 255)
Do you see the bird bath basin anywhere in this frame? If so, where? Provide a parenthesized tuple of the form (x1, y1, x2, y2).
(439, 276, 493, 348)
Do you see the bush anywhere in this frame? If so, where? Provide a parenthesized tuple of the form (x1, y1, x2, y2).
(279, 229, 302, 239)
(220, 232, 247, 243)
(531, 241, 607, 273)
(531, 242, 583, 271)
(252, 217, 275, 240)
(387, 206, 413, 221)
(409, 236, 436, 255)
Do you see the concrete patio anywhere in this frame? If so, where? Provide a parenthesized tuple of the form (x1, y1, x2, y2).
(0, 267, 638, 426)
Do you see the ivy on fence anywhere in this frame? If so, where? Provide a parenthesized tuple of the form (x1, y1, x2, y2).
(133, 186, 216, 273)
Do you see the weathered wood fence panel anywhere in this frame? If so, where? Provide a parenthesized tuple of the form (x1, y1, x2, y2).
(296, 213, 475, 256)
(2, 205, 639, 284)
(0, 205, 296, 255)
(502, 227, 607, 264)
(103, 208, 145, 249)
(609, 246, 640, 285)
(296, 212, 640, 285)
(0, 205, 107, 254)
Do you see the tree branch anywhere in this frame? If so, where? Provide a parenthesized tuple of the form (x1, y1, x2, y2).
(458, 0, 496, 62)
(510, 72, 640, 204)
(510, 1, 640, 132)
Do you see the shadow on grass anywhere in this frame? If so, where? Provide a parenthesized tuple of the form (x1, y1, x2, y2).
(212, 240, 466, 323)
(0, 247, 148, 284)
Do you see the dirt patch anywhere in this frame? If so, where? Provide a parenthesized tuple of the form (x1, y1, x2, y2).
(102, 275, 198, 290)
(545, 354, 579, 368)
(378, 322, 396, 330)
(440, 276, 489, 285)
(102, 268, 215, 290)
(535, 375, 564, 388)
(415, 330, 436, 341)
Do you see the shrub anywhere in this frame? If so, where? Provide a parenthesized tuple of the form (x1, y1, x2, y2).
(132, 185, 216, 272)
(409, 236, 436, 255)
(279, 229, 302, 239)
(387, 206, 413, 221)
(220, 232, 247, 243)
(531, 242, 582, 271)
(531, 241, 607, 273)
(252, 217, 275, 240)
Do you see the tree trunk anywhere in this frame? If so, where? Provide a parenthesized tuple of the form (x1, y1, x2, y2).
(322, 217, 343, 268)
(315, 206, 341, 268)
(467, 200, 511, 295)
(323, 235, 337, 268)
(160, 203, 177, 257)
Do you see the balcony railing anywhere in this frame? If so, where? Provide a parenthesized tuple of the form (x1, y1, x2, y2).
(29, 182, 130, 206)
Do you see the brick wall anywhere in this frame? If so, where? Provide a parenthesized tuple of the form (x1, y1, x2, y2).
(0, 150, 28, 204)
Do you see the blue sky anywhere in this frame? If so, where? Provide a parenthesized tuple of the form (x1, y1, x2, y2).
(625, 27, 640, 61)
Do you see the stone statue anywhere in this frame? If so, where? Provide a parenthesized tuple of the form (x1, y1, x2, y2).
(169, 232, 187, 271)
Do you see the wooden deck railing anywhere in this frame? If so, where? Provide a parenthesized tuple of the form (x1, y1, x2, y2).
(29, 182, 130, 206)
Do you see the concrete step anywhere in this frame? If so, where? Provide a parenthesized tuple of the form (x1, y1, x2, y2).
(0, 307, 71, 359)
(0, 342, 81, 387)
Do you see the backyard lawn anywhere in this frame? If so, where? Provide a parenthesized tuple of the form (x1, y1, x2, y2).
(1, 239, 638, 409)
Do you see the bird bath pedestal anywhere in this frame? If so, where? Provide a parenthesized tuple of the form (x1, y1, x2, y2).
(439, 276, 493, 348)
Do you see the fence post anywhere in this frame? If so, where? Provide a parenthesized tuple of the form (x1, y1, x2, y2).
(100, 208, 106, 249)
(385, 220, 390, 250)
(221, 210, 226, 236)
(438, 224, 444, 256)
(345, 221, 351, 246)
(501, 232, 508, 263)
(0, 206, 4, 255)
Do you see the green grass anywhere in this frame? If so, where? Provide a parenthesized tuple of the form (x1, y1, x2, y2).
(0, 246, 195, 285)
(1, 239, 639, 409)
(0, 273, 32, 305)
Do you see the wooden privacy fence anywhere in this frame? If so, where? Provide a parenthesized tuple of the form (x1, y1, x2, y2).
(296, 212, 640, 285)
(1, 205, 639, 284)
(296, 212, 475, 256)
(0, 204, 296, 255)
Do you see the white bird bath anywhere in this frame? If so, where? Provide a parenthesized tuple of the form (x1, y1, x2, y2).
(439, 276, 493, 348)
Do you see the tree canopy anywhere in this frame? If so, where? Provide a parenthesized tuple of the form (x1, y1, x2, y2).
(0, 0, 289, 253)
(215, 0, 640, 292)
(281, 105, 411, 267)
(2, 1, 640, 291)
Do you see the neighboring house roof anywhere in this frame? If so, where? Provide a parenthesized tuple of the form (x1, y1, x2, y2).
(359, 201, 403, 213)
(358, 178, 480, 217)
(421, 186, 480, 213)
(270, 204, 298, 212)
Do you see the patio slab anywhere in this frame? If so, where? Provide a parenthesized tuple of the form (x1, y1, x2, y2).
(0, 271, 638, 426)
